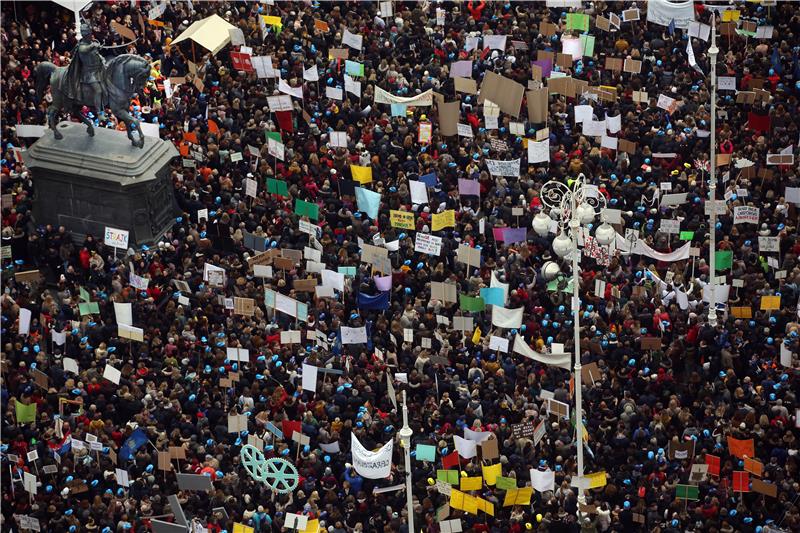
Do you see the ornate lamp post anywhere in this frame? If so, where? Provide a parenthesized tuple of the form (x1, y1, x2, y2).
(533, 174, 613, 517)
(707, 15, 720, 328)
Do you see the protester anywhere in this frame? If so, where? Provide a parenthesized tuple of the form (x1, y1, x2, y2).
(2, 1, 799, 532)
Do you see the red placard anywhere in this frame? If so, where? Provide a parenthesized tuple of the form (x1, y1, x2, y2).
(230, 52, 254, 72)
(732, 471, 750, 493)
(705, 454, 720, 477)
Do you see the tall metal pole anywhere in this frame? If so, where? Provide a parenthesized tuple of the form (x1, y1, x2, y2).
(708, 16, 719, 328)
(399, 391, 414, 533)
(571, 213, 586, 516)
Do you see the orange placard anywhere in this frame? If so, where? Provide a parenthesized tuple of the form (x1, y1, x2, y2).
(727, 436, 754, 459)
(731, 307, 752, 319)
(179, 144, 189, 157)
(743, 457, 764, 477)
(314, 19, 329, 32)
(208, 119, 220, 135)
(183, 131, 199, 144)
(147, 19, 165, 27)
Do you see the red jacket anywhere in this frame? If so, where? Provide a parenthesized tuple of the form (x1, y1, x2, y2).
(467, 1, 486, 20)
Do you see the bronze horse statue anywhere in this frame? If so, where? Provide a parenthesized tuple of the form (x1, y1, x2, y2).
(34, 54, 152, 148)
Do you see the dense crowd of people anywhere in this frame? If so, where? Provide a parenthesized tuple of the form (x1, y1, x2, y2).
(2, 1, 800, 532)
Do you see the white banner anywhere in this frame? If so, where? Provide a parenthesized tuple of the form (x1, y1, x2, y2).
(486, 159, 520, 177)
(351, 434, 393, 479)
(615, 234, 691, 262)
(513, 335, 571, 369)
(492, 306, 523, 329)
(647, 0, 695, 29)
(374, 87, 433, 107)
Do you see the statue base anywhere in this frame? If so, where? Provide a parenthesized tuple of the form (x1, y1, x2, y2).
(23, 121, 178, 247)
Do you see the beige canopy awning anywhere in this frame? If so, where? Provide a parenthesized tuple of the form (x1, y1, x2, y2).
(171, 14, 236, 56)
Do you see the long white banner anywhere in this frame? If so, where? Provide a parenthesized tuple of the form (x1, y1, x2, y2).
(374, 87, 433, 107)
(615, 234, 691, 262)
(351, 434, 393, 479)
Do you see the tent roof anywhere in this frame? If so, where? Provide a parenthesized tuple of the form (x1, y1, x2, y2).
(171, 14, 236, 56)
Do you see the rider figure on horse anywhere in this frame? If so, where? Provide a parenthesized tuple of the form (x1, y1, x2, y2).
(64, 23, 106, 119)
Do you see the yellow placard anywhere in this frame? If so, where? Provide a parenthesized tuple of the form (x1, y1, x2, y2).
(482, 464, 501, 486)
(503, 487, 533, 507)
(471, 326, 481, 345)
(233, 524, 254, 533)
(460, 476, 483, 491)
(390, 210, 415, 230)
(586, 471, 607, 489)
(478, 497, 495, 516)
(301, 519, 320, 533)
(450, 489, 465, 510)
(722, 10, 740, 22)
(350, 165, 373, 184)
(760, 295, 781, 310)
(262, 15, 282, 26)
(463, 494, 480, 515)
(431, 210, 456, 231)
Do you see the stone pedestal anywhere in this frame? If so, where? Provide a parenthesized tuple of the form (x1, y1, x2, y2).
(23, 121, 178, 246)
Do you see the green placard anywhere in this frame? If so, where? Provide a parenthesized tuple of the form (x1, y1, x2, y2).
(496, 476, 517, 490)
(676, 484, 699, 500)
(80, 287, 90, 302)
(265, 131, 282, 143)
(267, 178, 289, 197)
(679, 231, 695, 241)
(15, 401, 37, 423)
(579, 34, 595, 57)
(79, 302, 100, 315)
(715, 250, 733, 271)
(295, 199, 320, 221)
(437, 469, 460, 485)
(566, 13, 589, 32)
(459, 294, 486, 312)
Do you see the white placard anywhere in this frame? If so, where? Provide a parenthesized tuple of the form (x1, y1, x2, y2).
(414, 233, 443, 255)
(103, 364, 122, 384)
(104, 227, 129, 250)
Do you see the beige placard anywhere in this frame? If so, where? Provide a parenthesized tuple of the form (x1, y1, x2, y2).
(15, 270, 42, 283)
(273, 257, 294, 271)
(618, 139, 637, 154)
(556, 53, 573, 70)
(540, 21, 558, 36)
(640, 337, 662, 350)
(438, 100, 460, 137)
(604, 57, 623, 71)
(329, 48, 349, 59)
(624, 58, 641, 74)
(233, 297, 255, 316)
(479, 71, 524, 118)
(454, 77, 478, 95)
(111, 20, 137, 41)
(294, 278, 318, 292)
(526, 88, 548, 124)
(158, 451, 172, 471)
(169, 446, 186, 460)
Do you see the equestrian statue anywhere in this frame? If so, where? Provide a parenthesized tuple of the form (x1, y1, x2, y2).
(34, 24, 151, 148)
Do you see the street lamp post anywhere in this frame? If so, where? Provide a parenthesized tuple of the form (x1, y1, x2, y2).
(399, 390, 414, 533)
(534, 174, 612, 519)
(707, 15, 719, 328)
